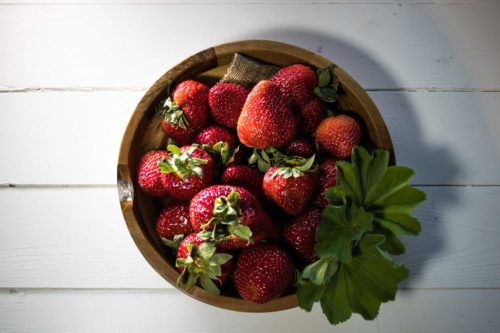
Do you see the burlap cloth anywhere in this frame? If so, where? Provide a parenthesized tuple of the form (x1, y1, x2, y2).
(220, 53, 280, 90)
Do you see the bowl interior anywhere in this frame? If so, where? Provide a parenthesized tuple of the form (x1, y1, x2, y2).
(117, 40, 394, 312)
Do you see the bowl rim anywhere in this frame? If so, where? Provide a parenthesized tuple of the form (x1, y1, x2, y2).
(117, 39, 394, 312)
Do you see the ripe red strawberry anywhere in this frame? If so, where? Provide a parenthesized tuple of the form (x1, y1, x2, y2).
(262, 160, 318, 216)
(160, 80, 210, 145)
(283, 207, 322, 263)
(189, 185, 270, 249)
(208, 83, 249, 129)
(314, 159, 337, 207)
(137, 150, 170, 197)
(237, 80, 296, 149)
(176, 233, 234, 293)
(159, 145, 214, 201)
(233, 244, 295, 304)
(195, 125, 237, 150)
(285, 139, 314, 158)
(221, 165, 265, 200)
(156, 202, 193, 239)
(297, 97, 327, 134)
(315, 115, 362, 159)
(271, 64, 316, 107)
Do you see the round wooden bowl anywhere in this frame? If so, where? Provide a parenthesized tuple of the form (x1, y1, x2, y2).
(117, 40, 394, 312)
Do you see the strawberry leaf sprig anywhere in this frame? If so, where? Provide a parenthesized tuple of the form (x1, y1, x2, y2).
(176, 242, 232, 294)
(314, 67, 339, 103)
(249, 147, 315, 173)
(202, 142, 240, 166)
(297, 147, 425, 325)
(157, 80, 190, 129)
(159, 144, 208, 179)
(198, 190, 253, 243)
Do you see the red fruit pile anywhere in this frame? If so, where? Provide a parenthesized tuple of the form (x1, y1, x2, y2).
(136, 65, 363, 303)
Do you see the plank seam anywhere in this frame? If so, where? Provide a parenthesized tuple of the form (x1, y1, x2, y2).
(2, 86, 500, 93)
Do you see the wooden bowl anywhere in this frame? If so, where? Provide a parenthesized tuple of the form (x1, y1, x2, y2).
(117, 40, 394, 312)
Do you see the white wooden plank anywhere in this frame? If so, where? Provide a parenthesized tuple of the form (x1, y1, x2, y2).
(1, 289, 499, 333)
(1, 91, 499, 185)
(0, 91, 143, 184)
(0, 288, 380, 333)
(1, 3, 500, 89)
(378, 289, 500, 333)
(370, 91, 500, 185)
(0, 187, 167, 289)
(0, 186, 499, 289)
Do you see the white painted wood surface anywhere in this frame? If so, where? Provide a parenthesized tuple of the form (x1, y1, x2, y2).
(1, 1, 499, 332)
(2, 289, 499, 333)
(1, 3, 500, 89)
(1, 91, 499, 185)
(1, 186, 499, 289)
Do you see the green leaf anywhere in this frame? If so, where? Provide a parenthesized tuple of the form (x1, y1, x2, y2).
(317, 68, 331, 87)
(325, 186, 347, 205)
(374, 214, 421, 236)
(373, 225, 406, 255)
(199, 275, 220, 294)
(315, 200, 374, 262)
(318, 87, 337, 102)
(197, 242, 216, 260)
(161, 234, 184, 249)
(335, 147, 424, 237)
(297, 281, 327, 312)
(227, 224, 253, 241)
(319, 234, 409, 325)
(301, 257, 339, 285)
(210, 253, 232, 265)
(335, 161, 362, 203)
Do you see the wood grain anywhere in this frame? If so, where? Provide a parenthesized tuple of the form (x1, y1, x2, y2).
(0, 186, 498, 289)
(1, 3, 499, 89)
(1, 91, 499, 185)
(1, 288, 499, 333)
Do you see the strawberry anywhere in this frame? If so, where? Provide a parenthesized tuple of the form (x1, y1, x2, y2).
(208, 83, 249, 129)
(158, 145, 214, 201)
(156, 202, 193, 248)
(233, 244, 295, 304)
(176, 233, 234, 294)
(283, 207, 322, 263)
(237, 80, 296, 149)
(195, 125, 237, 150)
(297, 97, 327, 134)
(285, 139, 314, 158)
(315, 115, 362, 159)
(189, 185, 270, 249)
(136, 150, 170, 197)
(314, 159, 337, 208)
(221, 165, 265, 200)
(159, 80, 210, 145)
(262, 156, 318, 216)
(271, 64, 316, 107)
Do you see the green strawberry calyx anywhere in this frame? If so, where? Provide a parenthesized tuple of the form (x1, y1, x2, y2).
(314, 67, 339, 104)
(158, 144, 208, 179)
(176, 241, 232, 295)
(197, 189, 253, 244)
(157, 80, 190, 129)
(271, 154, 317, 179)
(202, 142, 240, 166)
